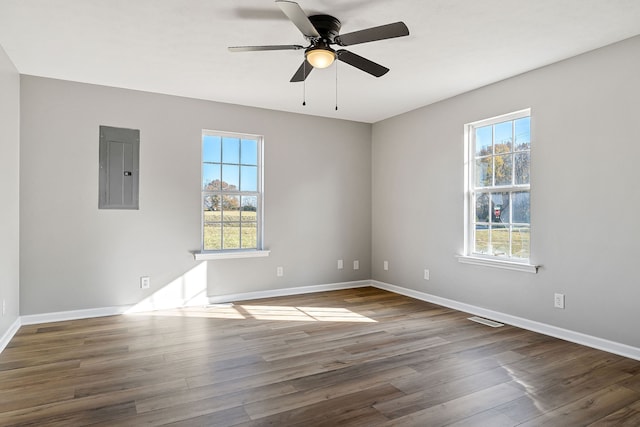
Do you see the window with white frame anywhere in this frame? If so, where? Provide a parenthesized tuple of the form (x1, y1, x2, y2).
(465, 109, 531, 262)
(201, 130, 263, 252)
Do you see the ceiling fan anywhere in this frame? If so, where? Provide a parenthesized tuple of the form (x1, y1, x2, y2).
(228, 0, 410, 82)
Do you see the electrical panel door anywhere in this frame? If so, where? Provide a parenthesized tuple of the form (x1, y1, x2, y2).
(99, 126, 140, 209)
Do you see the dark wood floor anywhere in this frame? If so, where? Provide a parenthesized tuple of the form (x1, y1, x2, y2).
(1, 287, 640, 426)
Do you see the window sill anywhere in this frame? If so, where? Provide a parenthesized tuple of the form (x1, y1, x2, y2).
(194, 250, 271, 261)
(457, 255, 539, 273)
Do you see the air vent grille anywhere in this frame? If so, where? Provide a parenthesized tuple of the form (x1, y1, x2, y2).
(468, 316, 504, 328)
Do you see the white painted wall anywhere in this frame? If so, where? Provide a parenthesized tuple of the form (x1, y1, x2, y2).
(372, 36, 640, 348)
(19, 77, 371, 314)
(0, 45, 20, 338)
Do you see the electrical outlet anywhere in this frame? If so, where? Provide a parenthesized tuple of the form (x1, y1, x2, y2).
(140, 276, 150, 289)
(353, 260, 359, 270)
(383, 260, 389, 271)
(277, 266, 284, 277)
(424, 269, 430, 280)
(554, 293, 565, 309)
(337, 259, 343, 269)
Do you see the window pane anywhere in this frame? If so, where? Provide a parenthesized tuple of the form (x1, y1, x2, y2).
(494, 154, 513, 186)
(512, 226, 530, 259)
(204, 223, 222, 250)
(241, 223, 257, 249)
(241, 196, 258, 220)
(222, 137, 240, 164)
(490, 225, 510, 256)
(475, 192, 490, 223)
(203, 135, 221, 163)
(203, 195, 221, 214)
(494, 121, 513, 151)
(491, 192, 509, 223)
(512, 191, 530, 223)
(223, 223, 240, 250)
(494, 142, 511, 155)
(475, 157, 492, 187)
(515, 152, 530, 185)
(241, 139, 258, 165)
(222, 165, 239, 191)
(240, 166, 258, 192)
(475, 126, 492, 156)
(242, 210, 257, 223)
(474, 225, 489, 254)
(203, 164, 220, 190)
(515, 117, 531, 151)
(222, 195, 240, 219)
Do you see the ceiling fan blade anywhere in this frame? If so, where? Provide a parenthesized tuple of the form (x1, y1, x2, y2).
(228, 45, 304, 52)
(290, 60, 314, 82)
(337, 50, 389, 77)
(337, 22, 409, 46)
(233, 8, 289, 20)
(276, 0, 320, 38)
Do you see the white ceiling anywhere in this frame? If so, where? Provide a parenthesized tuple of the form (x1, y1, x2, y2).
(1, 1, 640, 123)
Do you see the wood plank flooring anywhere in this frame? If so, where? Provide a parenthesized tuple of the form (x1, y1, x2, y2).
(1, 287, 639, 426)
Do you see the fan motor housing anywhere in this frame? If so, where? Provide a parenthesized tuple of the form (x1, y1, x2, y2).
(308, 15, 341, 41)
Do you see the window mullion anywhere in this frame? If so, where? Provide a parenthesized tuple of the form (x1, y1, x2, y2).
(491, 125, 496, 187)
(511, 121, 516, 186)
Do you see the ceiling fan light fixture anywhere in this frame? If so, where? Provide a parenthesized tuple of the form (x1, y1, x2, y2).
(306, 48, 336, 69)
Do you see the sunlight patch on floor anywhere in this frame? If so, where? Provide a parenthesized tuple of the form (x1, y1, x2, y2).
(236, 305, 376, 322)
(130, 303, 377, 323)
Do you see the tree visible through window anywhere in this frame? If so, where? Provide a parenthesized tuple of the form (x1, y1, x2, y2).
(466, 110, 531, 260)
(202, 131, 262, 251)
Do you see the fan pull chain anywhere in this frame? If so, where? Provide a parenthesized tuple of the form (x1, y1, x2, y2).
(302, 60, 306, 106)
(335, 59, 339, 111)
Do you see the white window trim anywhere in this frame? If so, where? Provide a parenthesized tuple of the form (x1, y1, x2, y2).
(457, 254, 538, 273)
(194, 250, 270, 261)
(461, 108, 539, 273)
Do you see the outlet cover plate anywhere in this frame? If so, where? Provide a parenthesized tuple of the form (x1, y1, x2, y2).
(140, 276, 150, 289)
(554, 293, 565, 309)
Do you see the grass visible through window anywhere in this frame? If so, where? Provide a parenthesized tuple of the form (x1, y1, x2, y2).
(475, 227, 530, 259)
(204, 210, 257, 250)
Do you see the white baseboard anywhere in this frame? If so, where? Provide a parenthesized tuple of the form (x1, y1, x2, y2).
(207, 280, 372, 304)
(0, 317, 21, 353)
(371, 280, 640, 362)
(4, 280, 639, 362)
(14, 280, 371, 326)
(20, 305, 133, 326)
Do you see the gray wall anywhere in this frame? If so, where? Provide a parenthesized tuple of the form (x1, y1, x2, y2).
(0, 45, 20, 336)
(14, 35, 640, 350)
(372, 35, 640, 348)
(20, 76, 371, 314)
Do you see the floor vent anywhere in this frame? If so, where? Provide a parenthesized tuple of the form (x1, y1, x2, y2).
(468, 316, 504, 328)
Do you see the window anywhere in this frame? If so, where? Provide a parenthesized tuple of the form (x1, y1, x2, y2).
(464, 109, 532, 268)
(201, 130, 263, 253)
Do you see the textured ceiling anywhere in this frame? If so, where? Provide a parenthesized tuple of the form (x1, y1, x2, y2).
(1, 0, 640, 123)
